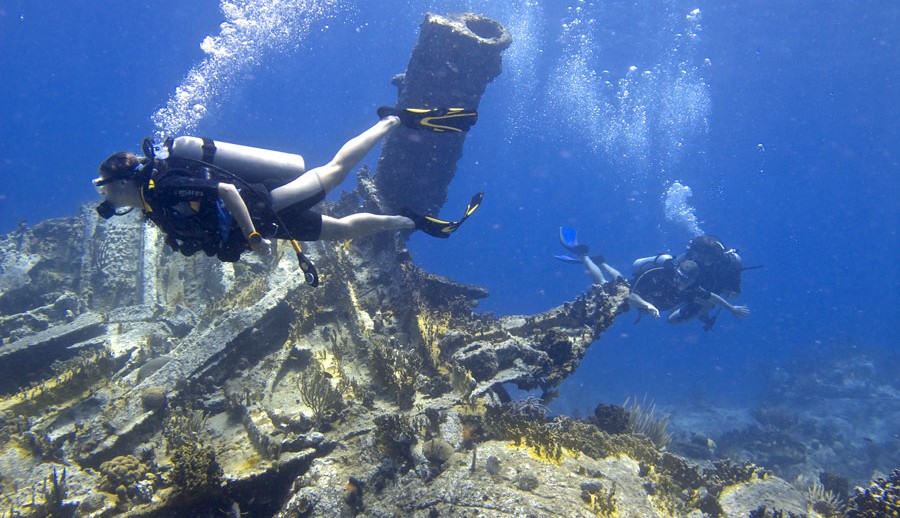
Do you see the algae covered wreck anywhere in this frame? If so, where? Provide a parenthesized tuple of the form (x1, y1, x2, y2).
(0, 12, 874, 518)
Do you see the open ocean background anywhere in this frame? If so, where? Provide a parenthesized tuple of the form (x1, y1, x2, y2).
(1, 0, 897, 483)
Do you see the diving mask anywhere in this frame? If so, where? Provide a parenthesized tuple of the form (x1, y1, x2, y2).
(93, 162, 146, 219)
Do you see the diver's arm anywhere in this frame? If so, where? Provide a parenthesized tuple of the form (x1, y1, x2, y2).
(628, 292, 660, 318)
(218, 183, 254, 236)
(218, 183, 271, 256)
(707, 292, 750, 318)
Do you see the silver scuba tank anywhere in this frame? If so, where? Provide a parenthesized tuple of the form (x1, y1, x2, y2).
(169, 136, 305, 184)
(632, 254, 673, 274)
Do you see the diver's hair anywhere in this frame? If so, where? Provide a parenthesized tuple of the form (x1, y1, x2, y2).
(98, 151, 143, 178)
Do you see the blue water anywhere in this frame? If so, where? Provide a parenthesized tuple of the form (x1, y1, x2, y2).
(1, 0, 897, 428)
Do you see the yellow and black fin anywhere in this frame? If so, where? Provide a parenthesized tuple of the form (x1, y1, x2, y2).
(402, 192, 484, 238)
(378, 106, 478, 133)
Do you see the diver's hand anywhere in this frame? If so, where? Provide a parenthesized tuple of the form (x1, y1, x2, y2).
(628, 292, 660, 318)
(730, 305, 750, 318)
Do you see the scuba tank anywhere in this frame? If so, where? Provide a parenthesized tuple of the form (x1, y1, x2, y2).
(632, 254, 674, 275)
(169, 136, 305, 185)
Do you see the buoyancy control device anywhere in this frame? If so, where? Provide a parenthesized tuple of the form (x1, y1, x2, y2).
(143, 136, 319, 286)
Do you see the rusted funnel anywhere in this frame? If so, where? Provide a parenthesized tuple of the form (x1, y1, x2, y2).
(375, 13, 511, 216)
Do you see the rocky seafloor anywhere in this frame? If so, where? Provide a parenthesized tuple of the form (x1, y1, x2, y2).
(2, 189, 897, 517)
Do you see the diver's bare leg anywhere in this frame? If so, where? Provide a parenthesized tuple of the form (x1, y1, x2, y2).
(582, 256, 625, 285)
(581, 256, 607, 284)
(270, 116, 400, 212)
(600, 263, 625, 282)
(318, 213, 414, 241)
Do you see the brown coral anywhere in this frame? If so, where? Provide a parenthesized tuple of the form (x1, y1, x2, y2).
(99, 454, 145, 494)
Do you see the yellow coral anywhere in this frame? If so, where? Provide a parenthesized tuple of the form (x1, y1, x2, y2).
(237, 454, 261, 472)
(508, 441, 579, 466)
(416, 309, 453, 375)
(314, 350, 345, 386)
(346, 282, 374, 334)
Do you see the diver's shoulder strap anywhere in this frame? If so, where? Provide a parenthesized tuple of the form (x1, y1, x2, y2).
(164, 136, 218, 165)
(200, 137, 217, 164)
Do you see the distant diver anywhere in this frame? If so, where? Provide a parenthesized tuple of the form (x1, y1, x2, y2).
(93, 107, 482, 287)
(556, 228, 750, 330)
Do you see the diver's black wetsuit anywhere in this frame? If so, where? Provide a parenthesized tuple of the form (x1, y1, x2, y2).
(141, 158, 325, 262)
(668, 284, 714, 323)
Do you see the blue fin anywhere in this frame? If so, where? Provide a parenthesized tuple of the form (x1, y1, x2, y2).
(554, 254, 582, 264)
(559, 226, 589, 255)
(559, 227, 578, 248)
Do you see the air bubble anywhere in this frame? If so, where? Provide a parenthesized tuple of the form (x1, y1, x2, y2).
(152, 0, 345, 136)
(664, 182, 703, 237)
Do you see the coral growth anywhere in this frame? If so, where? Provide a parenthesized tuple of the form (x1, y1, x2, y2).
(297, 363, 345, 422)
(748, 507, 804, 518)
(806, 479, 847, 517)
(163, 403, 210, 453)
(625, 396, 672, 451)
(591, 403, 630, 435)
(170, 444, 223, 493)
(4, 348, 115, 417)
(483, 397, 781, 516)
(373, 414, 417, 472)
(581, 480, 618, 517)
(368, 339, 419, 410)
(484, 397, 566, 462)
(99, 454, 154, 503)
(846, 469, 900, 517)
(162, 402, 222, 494)
(25, 468, 79, 518)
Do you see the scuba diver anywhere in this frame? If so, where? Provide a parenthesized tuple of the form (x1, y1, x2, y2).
(554, 227, 662, 318)
(677, 235, 744, 299)
(655, 258, 750, 329)
(93, 107, 482, 287)
(556, 228, 750, 330)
